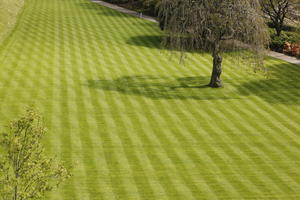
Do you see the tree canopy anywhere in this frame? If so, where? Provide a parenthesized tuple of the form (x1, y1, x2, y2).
(159, 0, 270, 87)
(0, 109, 70, 200)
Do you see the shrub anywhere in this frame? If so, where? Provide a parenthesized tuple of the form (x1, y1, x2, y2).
(269, 29, 300, 52)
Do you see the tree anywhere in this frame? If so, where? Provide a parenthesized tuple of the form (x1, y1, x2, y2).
(159, 0, 269, 88)
(261, 0, 294, 36)
(0, 109, 71, 200)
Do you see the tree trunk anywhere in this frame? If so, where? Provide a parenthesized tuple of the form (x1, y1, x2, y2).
(275, 25, 282, 36)
(209, 43, 223, 88)
(14, 185, 18, 200)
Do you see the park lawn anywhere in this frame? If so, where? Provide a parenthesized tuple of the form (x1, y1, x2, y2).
(0, 0, 24, 43)
(0, 0, 300, 199)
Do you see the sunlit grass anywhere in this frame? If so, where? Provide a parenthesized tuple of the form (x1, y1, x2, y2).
(0, 0, 24, 43)
(0, 0, 300, 199)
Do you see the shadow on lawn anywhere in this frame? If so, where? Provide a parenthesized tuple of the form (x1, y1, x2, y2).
(127, 35, 164, 50)
(238, 78, 300, 105)
(86, 63, 300, 105)
(78, 2, 104, 10)
(86, 75, 238, 101)
(237, 63, 300, 105)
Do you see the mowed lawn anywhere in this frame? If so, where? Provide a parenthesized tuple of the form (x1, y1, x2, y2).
(0, 0, 300, 199)
(0, 0, 24, 43)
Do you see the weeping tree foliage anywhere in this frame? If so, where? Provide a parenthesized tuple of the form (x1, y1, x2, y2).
(159, 0, 270, 88)
(0, 109, 71, 200)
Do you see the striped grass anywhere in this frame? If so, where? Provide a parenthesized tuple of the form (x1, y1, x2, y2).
(0, 0, 300, 199)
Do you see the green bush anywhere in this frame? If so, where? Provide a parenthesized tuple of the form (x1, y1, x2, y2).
(270, 35, 288, 52)
(269, 28, 300, 52)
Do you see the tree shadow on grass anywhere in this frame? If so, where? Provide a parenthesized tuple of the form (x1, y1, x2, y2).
(78, 2, 104, 10)
(85, 69, 300, 105)
(127, 35, 164, 50)
(238, 79, 300, 105)
(86, 76, 238, 101)
(237, 63, 300, 105)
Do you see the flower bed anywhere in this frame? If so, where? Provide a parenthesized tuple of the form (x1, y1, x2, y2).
(283, 42, 300, 58)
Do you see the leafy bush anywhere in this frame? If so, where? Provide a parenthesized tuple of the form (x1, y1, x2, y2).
(270, 35, 288, 52)
(269, 29, 300, 52)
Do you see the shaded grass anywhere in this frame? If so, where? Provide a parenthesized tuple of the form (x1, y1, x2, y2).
(0, 0, 300, 199)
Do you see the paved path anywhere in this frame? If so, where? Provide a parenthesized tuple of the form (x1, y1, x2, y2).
(268, 51, 300, 66)
(92, 0, 300, 66)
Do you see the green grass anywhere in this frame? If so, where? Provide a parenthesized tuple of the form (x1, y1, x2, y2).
(0, 0, 24, 43)
(0, 0, 300, 199)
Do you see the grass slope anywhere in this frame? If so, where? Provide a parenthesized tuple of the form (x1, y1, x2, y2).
(0, 0, 24, 43)
(0, 0, 300, 199)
